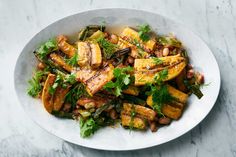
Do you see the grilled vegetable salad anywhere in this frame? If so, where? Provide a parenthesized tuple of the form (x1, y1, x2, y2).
(27, 24, 205, 137)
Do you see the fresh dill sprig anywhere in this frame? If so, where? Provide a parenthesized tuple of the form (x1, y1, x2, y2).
(97, 37, 118, 59)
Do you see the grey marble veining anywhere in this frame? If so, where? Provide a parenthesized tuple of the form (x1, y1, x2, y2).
(0, 0, 235, 156)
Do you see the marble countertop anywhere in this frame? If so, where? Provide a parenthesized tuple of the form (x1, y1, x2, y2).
(0, 0, 235, 156)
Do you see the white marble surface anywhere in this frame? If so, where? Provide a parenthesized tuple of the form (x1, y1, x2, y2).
(0, 0, 235, 156)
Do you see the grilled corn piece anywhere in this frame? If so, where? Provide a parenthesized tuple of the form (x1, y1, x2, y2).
(117, 37, 149, 58)
(49, 53, 73, 72)
(57, 35, 76, 58)
(121, 114, 146, 129)
(42, 74, 56, 113)
(161, 104, 182, 120)
(122, 103, 156, 121)
(146, 85, 188, 105)
(146, 85, 187, 120)
(77, 41, 102, 68)
(134, 55, 186, 85)
(121, 27, 156, 51)
(53, 86, 71, 111)
(85, 64, 114, 95)
(76, 68, 96, 83)
(88, 30, 104, 40)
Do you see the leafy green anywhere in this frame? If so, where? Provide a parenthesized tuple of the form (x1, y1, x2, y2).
(27, 68, 49, 97)
(64, 73, 77, 84)
(65, 84, 88, 110)
(36, 38, 58, 60)
(145, 69, 173, 116)
(48, 73, 77, 95)
(158, 36, 182, 48)
(103, 66, 134, 97)
(65, 53, 78, 66)
(97, 37, 117, 59)
(80, 117, 99, 138)
(137, 24, 151, 42)
(152, 57, 163, 65)
(49, 74, 63, 95)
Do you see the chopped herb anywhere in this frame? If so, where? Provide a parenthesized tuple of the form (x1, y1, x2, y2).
(65, 53, 78, 66)
(152, 57, 163, 65)
(36, 38, 58, 60)
(145, 69, 173, 116)
(64, 73, 77, 84)
(97, 37, 117, 59)
(27, 68, 49, 97)
(49, 74, 63, 95)
(158, 36, 182, 48)
(103, 66, 134, 97)
(80, 117, 99, 138)
(131, 39, 147, 58)
(137, 24, 151, 42)
(65, 84, 88, 110)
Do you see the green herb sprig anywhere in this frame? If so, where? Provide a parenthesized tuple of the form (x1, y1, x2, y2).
(104, 66, 134, 97)
(36, 38, 58, 60)
(137, 24, 151, 42)
(65, 53, 79, 66)
(27, 68, 49, 97)
(145, 69, 173, 116)
(97, 37, 117, 59)
(80, 117, 99, 138)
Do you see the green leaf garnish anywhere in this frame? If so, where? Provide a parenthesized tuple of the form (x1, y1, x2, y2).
(80, 117, 99, 138)
(97, 37, 117, 59)
(36, 38, 58, 60)
(145, 69, 173, 116)
(104, 66, 134, 97)
(158, 36, 182, 48)
(65, 53, 78, 66)
(152, 57, 163, 65)
(137, 24, 151, 42)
